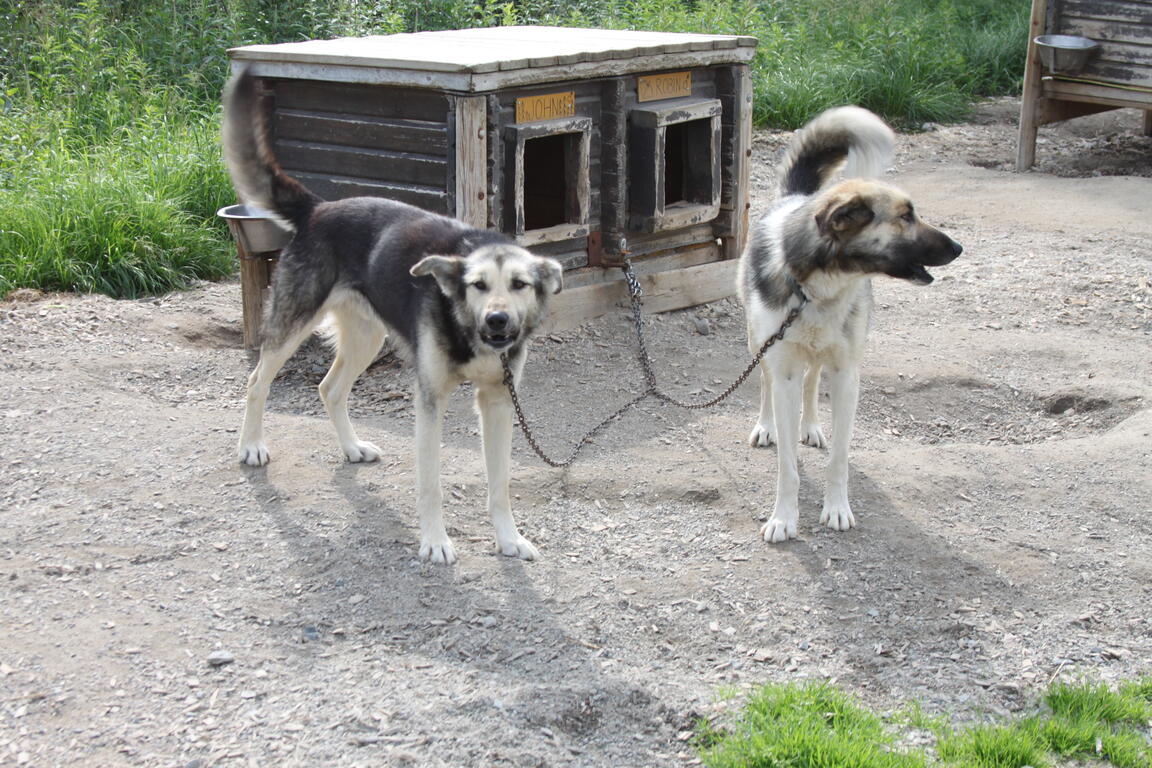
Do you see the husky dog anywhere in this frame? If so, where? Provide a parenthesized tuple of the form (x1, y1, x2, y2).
(737, 106, 962, 543)
(222, 68, 563, 564)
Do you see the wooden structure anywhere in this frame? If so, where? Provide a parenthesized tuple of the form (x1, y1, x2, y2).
(228, 27, 757, 334)
(1018, 0, 1152, 170)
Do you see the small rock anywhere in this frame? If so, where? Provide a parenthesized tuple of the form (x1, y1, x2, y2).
(692, 316, 711, 336)
(206, 650, 235, 667)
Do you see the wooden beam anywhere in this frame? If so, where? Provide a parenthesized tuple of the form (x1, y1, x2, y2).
(454, 95, 488, 228)
(1016, 0, 1050, 171)
(543, 251, 735, 333)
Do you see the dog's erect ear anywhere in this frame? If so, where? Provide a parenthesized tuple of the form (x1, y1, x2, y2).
(814, 195, 875, 238)
(534, 257, 564, 295)
(410, 255, 465, 296)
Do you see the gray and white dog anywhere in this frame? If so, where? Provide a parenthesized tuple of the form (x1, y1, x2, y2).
(738, 106, 962, 542)
(222, 68, 563, 564)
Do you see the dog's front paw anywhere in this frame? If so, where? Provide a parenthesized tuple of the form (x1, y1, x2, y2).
(238, 442, 270, 467)
(820, 500, 856, 531)
(761, 515, 797, 543)
(800, 423, 826, 449)
(343, 440, 382, 463)
(748, 422, 776, 448)
(496, 534, 539, 561)
(419, 536, 457, 565)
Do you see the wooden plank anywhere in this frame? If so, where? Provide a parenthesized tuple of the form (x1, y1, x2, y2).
(1043, 77, 1152, 107)
(563, 245, 723, 289)
(231, 28, 756, 76)
(454, 95, 488, 228)
(277, 142, 447, 187)
(517, 223, 591, 247)
(1061, 0, 1152, 25)
(271, 79, 447, 121)
(1056, 18, 1152, 49)
(238, 50, 754, 94)
(275, 110, 448, 154)
(294, 172, 448, 212)
(543, 250, 734, 333)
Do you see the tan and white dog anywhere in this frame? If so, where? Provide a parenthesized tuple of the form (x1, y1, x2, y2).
(737, 106, 962, 542)
(222, 67, 562, 564)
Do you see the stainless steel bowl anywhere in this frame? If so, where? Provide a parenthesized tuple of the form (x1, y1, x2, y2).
(1034, 35, 1099, 76)
(217, 204, 292, 253)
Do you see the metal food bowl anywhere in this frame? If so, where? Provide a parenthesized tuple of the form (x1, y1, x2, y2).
(217, 204, 292, 253)
(1034, 34, 1099, 76)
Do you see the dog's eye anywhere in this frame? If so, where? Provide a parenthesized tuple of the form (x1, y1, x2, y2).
(510, 278, 527, 290)
(901, 211, 915, 224)
(471, 280, 488, 292)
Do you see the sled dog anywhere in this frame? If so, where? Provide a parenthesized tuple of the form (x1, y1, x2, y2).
(737, 106, 962, 542)
(223, 68, 563, 564)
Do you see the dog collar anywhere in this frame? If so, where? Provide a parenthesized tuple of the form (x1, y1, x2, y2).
(785, 274, 809, 304)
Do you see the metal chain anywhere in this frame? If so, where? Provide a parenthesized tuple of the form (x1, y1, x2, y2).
(622, 259, 807, 409)
(501, 259, 807, 467)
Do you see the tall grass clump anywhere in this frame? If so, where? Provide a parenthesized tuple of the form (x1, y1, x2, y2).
(0, 1, 237, 297)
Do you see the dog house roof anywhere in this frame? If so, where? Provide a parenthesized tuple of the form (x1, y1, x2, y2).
(229, 26, 757, 92)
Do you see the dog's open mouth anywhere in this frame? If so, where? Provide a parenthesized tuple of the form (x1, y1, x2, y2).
(907, 264, 934, 285)
(481, 332, 517, 350)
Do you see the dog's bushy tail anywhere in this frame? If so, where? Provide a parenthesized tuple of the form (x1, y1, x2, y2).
(221, 67, 321, 228)
(778, 106, 894, 197)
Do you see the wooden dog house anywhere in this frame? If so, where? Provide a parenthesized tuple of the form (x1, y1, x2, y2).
(1017, 0, 1152, 170)
(227, 26, 757, 335)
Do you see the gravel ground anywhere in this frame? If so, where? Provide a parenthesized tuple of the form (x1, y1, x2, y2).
(1, 97, 1150, 767)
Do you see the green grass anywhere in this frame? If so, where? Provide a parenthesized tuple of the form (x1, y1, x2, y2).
(1, 0, 1031, 299)
(698, 681, 928, 768)
(698, 677, 1152, 768)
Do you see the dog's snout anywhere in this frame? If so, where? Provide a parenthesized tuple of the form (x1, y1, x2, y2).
(950, 239, 963, 258)
(485, 311, 509, 331)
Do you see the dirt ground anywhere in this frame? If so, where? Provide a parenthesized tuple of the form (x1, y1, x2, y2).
(1, 98, 1150, 767)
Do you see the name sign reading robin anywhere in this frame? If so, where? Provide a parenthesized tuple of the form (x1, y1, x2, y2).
(637, 71, 692, 102)
(516, 91, 576, 123)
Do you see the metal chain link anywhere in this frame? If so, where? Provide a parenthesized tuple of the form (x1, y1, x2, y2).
(501, 258, 807, 467)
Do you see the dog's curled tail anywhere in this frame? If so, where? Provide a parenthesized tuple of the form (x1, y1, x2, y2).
(221, 67, 321, 229)
(778, 106, 894, 198)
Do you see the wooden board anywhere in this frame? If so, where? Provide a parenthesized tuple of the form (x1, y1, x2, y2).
(543, 252, 735, 333)
(231, 27, 756, 92)
(232, 27, 757, 74)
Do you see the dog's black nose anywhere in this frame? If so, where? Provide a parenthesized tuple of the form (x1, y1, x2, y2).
(485, 311, 509, 331)
(950, 239, 963, 257)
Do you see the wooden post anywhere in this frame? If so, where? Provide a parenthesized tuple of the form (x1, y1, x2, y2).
(454, 95, 488, 228)
(1016, 0, 1049, 171)
(238, 251, 270, 349)
(1143, 110, 1152, 136)
(718, 64, 753, 259)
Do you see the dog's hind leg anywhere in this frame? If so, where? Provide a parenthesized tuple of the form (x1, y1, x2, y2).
(237, 317, 321, 467)
(476, 380, 538, 561)
(800, 365, 827, 448)
(318, 301, 387, 463)
(748, 363, 776, 447)
(819, 364, 858, 532)
(762, 365, 804, 543)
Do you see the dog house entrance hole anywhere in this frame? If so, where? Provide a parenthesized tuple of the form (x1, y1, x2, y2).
(664, 118, 715, 206)
(523, 134, 570, 230)
(629, 98, 722, 233)
(506, 116, 591, 245)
